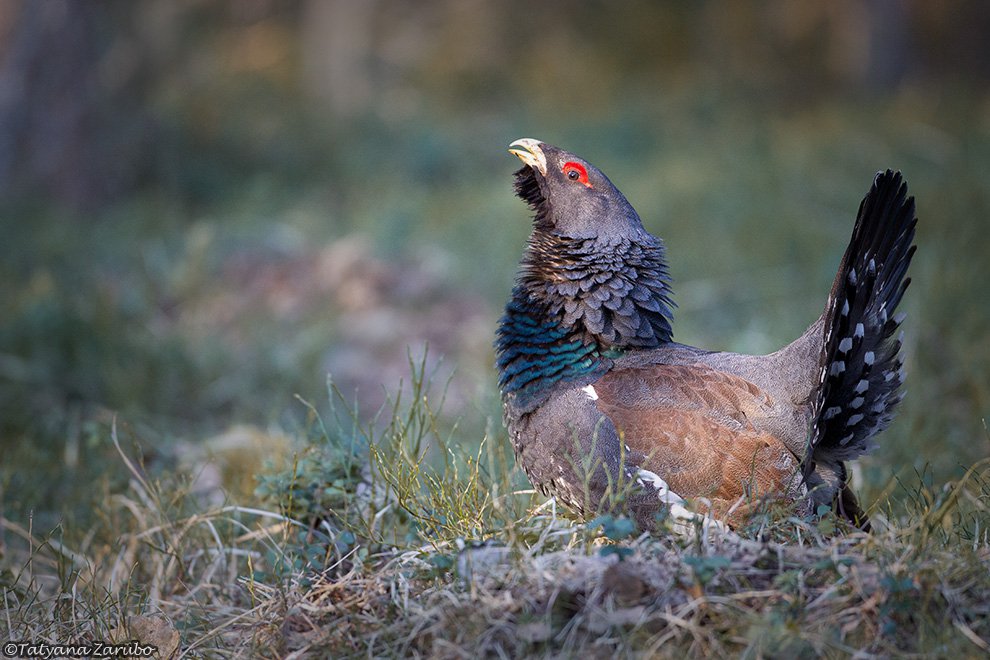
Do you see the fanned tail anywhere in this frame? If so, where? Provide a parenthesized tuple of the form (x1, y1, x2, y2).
(807, 170, 917, 477)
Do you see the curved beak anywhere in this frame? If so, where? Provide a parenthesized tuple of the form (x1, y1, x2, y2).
(508, 138, 547, 176)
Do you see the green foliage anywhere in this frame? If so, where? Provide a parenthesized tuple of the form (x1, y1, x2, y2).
(683, 554, 732, 584)
(589, 514, 638, 542)
(254, 352, 537, 582)
(588, 515, 638, 560)
(254, 394, 366, 528)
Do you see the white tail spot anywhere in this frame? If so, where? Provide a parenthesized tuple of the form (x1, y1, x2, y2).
(582, 384, 599, 400)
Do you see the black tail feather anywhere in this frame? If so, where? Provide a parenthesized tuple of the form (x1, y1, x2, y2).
(807, 170, 917, 472)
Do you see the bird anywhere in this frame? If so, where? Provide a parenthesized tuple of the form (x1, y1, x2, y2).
(495, 138, 916, 531)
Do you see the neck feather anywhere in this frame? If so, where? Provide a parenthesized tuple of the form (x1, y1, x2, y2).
(520, 229, 674, 346)
(495, 291, 609, 412)
(496, 229, 675, 411)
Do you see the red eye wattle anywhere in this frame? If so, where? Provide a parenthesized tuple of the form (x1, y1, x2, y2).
(562, 161, 591, 187)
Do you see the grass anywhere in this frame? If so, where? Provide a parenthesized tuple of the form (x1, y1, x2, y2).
(2, 359, 988, 657)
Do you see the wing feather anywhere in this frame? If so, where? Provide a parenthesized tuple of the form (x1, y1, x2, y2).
(594, 363, 801, 522)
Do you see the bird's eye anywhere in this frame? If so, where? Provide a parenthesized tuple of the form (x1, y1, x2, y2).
(562, 161, 591, 187)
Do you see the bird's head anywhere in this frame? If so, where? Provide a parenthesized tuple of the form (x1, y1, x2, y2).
(509, 138, 647, 241)
(503, 138, 675, 351)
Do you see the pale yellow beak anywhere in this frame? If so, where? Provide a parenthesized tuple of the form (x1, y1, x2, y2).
(508, 138, 547, 176)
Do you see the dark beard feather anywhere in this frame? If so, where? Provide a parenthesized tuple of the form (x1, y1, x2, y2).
(520, 231, 674, 349)
(514, 166, 551, 229)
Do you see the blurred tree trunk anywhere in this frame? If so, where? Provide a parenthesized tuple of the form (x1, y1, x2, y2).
(862, 0, 909, 89)
(301, 0, 379, 118)
(0, 0, 152, 212)
(827, 0, 909, 89)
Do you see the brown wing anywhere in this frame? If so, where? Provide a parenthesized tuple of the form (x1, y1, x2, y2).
(593, 363, 801, 522)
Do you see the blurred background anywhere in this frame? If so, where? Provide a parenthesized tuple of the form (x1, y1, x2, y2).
(1, 0, 988, 530)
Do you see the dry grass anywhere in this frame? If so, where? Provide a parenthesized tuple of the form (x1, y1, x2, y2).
(3, 366, 989, 659)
